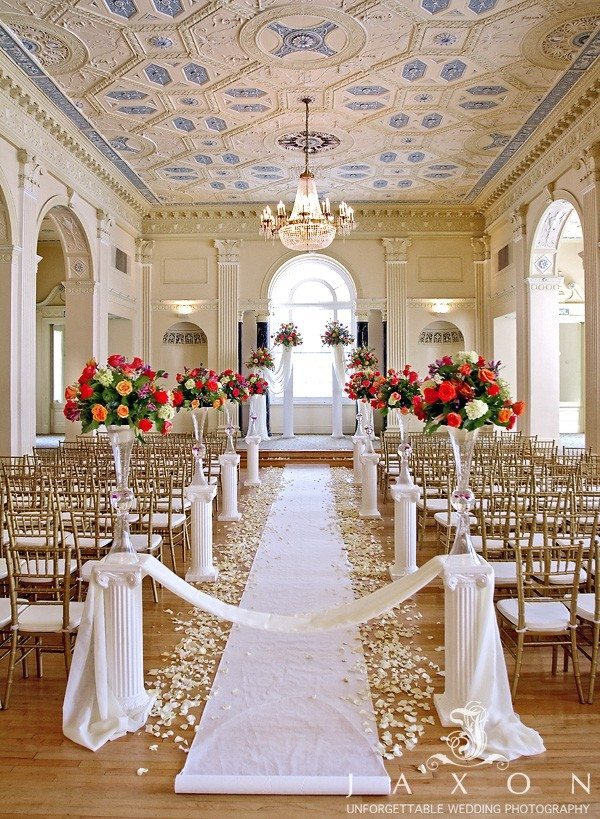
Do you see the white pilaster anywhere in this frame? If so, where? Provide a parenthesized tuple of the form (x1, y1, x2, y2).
(218, 452, 242, 521)
(136, 239, 154, 363)
(435, 558, 492, 725)
(185, 483, 218, 582)
(472, 235, 491, 359)
(0, 245, 22, 455)
(580, 144, 600, 454)
(94, 563, 154, 719)
(215, 239, 241, 373)
(512, 206, 529, 436)
(382, 238, 411, 372)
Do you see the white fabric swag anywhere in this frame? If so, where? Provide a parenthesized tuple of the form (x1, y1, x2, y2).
(261, 346, 293, 395)
(332, 344, 347, 390)
(63, 554, 544, 760)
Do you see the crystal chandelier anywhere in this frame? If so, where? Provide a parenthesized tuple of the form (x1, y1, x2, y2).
(259, 97, 356, 252)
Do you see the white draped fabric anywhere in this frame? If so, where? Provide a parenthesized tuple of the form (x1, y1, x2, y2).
(331, 344, 347, 389)
(249, 393, 269, 439)
(63, 551, 544, 762)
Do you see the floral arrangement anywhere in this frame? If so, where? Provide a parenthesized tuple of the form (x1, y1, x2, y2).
(321, 320, 355, 347)
(415, 351, 525, 433)
(272, 322, 303, 348)
(344, 370, 387, 406)
(347, 346, 379, 371)
(245, 347, 275, 371)
(172, 367, 226, 410)
(375, 366, 421, 417)
(246, 373, 269, 395)
(218, 369, 250, 403)
(63, 355, 174, 437)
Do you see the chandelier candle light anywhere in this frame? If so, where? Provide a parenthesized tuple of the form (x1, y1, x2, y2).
(259, 97, 356, 252)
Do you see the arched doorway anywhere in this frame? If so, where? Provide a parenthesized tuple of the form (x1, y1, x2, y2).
(268, 254, 356, 434)
(529, 199, 585, 443)
(162, 321, 209, 432)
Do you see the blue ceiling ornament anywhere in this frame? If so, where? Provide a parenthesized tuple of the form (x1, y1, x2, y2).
(222, 153, 240, 164)
(346, 100, 385, 111)
(380, 152, 397, 163)
(407, 151, 425, 163)
(151, 0, 183, 17)
(107, 89, 148, 100)
(109, 136, 139, 152)
(467, 85, 507, 95)
(230, 103, 268, 113)
(421, 0, 450, 14)
(210, 181, 225, 190)
(173, 117, 195, 131)
(422, 112, 443, 128)
(402, 59, 427, 81)
(397, 180, 413, 188)
(183, 63, 209, 85)
(460, 100, 497, 110)
(467, 0, 498, 13)
(347, 85, 389, 96)
(389, 113, 409, 128)
(144, 63, 171, 85)
(226, 88, 266, 98)
(194, 155, 213, 165)
(118, 105, 156, 115)
(205, 116, 227, 132)
(234, 181, 250, 190)
(268, 21, 338, 58)
(103, 0, 137, 19)
(440, 59, 467, 81)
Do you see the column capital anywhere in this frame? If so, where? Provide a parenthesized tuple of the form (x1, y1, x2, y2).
(578, 142, 600, 189)
(17, 148, 43, 196)
(135, 237, 154, 265)
(511, 205, 528, 242)
(471, 235, 490, 262)
(62, 279, 98, 296)
(382, 237, 411, 262)
(214, 238, 241, 263)
(96, 209, 114, 243)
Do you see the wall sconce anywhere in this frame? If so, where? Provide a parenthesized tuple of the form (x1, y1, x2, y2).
(431, 299, 450, 314)
(174, 302, 194, 316)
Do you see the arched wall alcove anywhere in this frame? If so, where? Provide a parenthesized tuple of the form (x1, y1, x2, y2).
(528, 199, 585, 436)
(162, 321, 209, 433)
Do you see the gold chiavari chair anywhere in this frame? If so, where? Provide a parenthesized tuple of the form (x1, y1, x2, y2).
(574, 529, 599, 703)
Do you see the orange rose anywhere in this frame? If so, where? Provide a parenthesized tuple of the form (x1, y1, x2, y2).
(116, 379, 133, 396)
(497, 408, 511, 424)
(478, 369, 496, 384)
(91, 404, 108, 423)
(212, 399, 221, 409)
(117, 404, 129, 419)
(65, 384, 78, 401)
(190, 399, 200, 409)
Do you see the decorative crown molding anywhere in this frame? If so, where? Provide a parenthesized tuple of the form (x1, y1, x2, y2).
(151, 299, 218, 312)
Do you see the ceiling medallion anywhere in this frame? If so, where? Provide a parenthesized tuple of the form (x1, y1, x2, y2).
(260, 98, 355, 253)
(277, 131, 341, 154)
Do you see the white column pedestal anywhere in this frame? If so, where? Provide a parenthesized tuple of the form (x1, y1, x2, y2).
(386, 408, 402, 430)
(389, 481, 421, 579)
(218, 453, 242, 522)
(434, 557, 492, 725)
(93, 562, 155, 719)
(359, 451, 381, 519)
(352, 434, 365, 485)
(185, 482, 218, 582)
(244, 434, 262, 487)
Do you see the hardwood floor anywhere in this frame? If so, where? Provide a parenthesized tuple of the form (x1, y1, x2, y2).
(0, 465, 598, 818)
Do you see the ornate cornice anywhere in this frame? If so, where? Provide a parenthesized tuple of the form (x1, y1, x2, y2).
(408, 298, 476, 311)
(151, 299, 218, 312)
(0, 51, 145, 227)
(480, 70, 600, 225)
(525, 276, 563, 292)
(62, 280, 97, 295)
(143, 207, 484, 237)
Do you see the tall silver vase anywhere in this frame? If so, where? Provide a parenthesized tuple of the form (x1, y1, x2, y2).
(106, 424, 137, 563)
(446, 426, 480, 564)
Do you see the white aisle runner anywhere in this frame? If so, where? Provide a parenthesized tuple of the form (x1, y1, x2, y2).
(175, 466, 390, 795)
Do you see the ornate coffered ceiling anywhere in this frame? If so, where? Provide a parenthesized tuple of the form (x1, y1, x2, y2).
(0, 0, 598, 207)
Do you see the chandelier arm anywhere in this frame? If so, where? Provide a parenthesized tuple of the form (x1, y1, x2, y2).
(303, 97, 310, 175)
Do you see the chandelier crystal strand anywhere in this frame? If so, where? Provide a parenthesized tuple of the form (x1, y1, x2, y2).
(259, 97, 356, 252)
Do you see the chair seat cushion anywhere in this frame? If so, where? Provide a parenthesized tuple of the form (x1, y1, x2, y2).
(417, 498, 447, 512)
(0, 598, 28, 629)
(574, 593, 598, 622)
(141, 513, 186, 529)
(156, 497, 191, 513)
(129, 533, 162, 552)
(532, 560, 586, 585)
(555, 537, 593, 552)
(77, 536, 112, 550)
(12, 533, 74, 548)
(0, 557, 7, 581)
(17, 602, 84, 633)
(470, 536, 505, 554)
(488, 561, 518, 585)
(434, 511, 477, 528)
(496, 598, 570, 632)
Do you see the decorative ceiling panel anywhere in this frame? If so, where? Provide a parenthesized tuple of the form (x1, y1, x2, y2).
(0, 0, 598, 206)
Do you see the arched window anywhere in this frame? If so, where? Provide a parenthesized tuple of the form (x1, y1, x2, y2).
(270, 255, 355, 399)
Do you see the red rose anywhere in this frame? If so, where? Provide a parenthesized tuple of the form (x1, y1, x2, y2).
(129, 357, 144, 370)
(138, 418, 153, 433)
(479, 368, 495, 383)
(457, 382, 474, 400)
(78, 365, 96, 384)
(145, 370, 156, 380)
(154, 390, 169, 405)
(413, 395, 422, 408)
(176, 373, 183, 383)
(512, 401, 525, 416)
(107, 354, 126, 368)
(447, 412, 462, 428)
(459, 363, 472, 376)
(408, 371, 419, 383)
(508, 414, 517, 430)
(79, 383, 94, 400)
(438, 381, 457, 402)
(232, 388, 240, 397)
(487, 384, 500, 396)
(161, 420, 173, 436)
(441, 356, 453, 365)
(423, 387, 440, 404)
(207, 380, 218, 391)
(478, 356, 486, 367)
(172, 390, 184, 406)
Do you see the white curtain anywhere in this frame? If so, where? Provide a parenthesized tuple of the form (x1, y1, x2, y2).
(249, 393, 269, 439)
(64, 553, 544, 762)
(261, 347, 292, 396)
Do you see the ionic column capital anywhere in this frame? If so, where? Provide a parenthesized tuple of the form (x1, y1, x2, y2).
(382, 237, 411, 263)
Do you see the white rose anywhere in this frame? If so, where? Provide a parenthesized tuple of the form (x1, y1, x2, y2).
(157, 404, 175, 421)
(422, 379, 437, 390)
(185, 378, 195, 390)
(497, 378, 512, 401)
(433, 373, 443, 385)
(464, 399, 488, 420)
(467, 351, 479, 364)
(96, 368, 113, 387)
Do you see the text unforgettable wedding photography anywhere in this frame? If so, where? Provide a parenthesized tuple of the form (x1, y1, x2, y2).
(0, 1, 598, 817)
